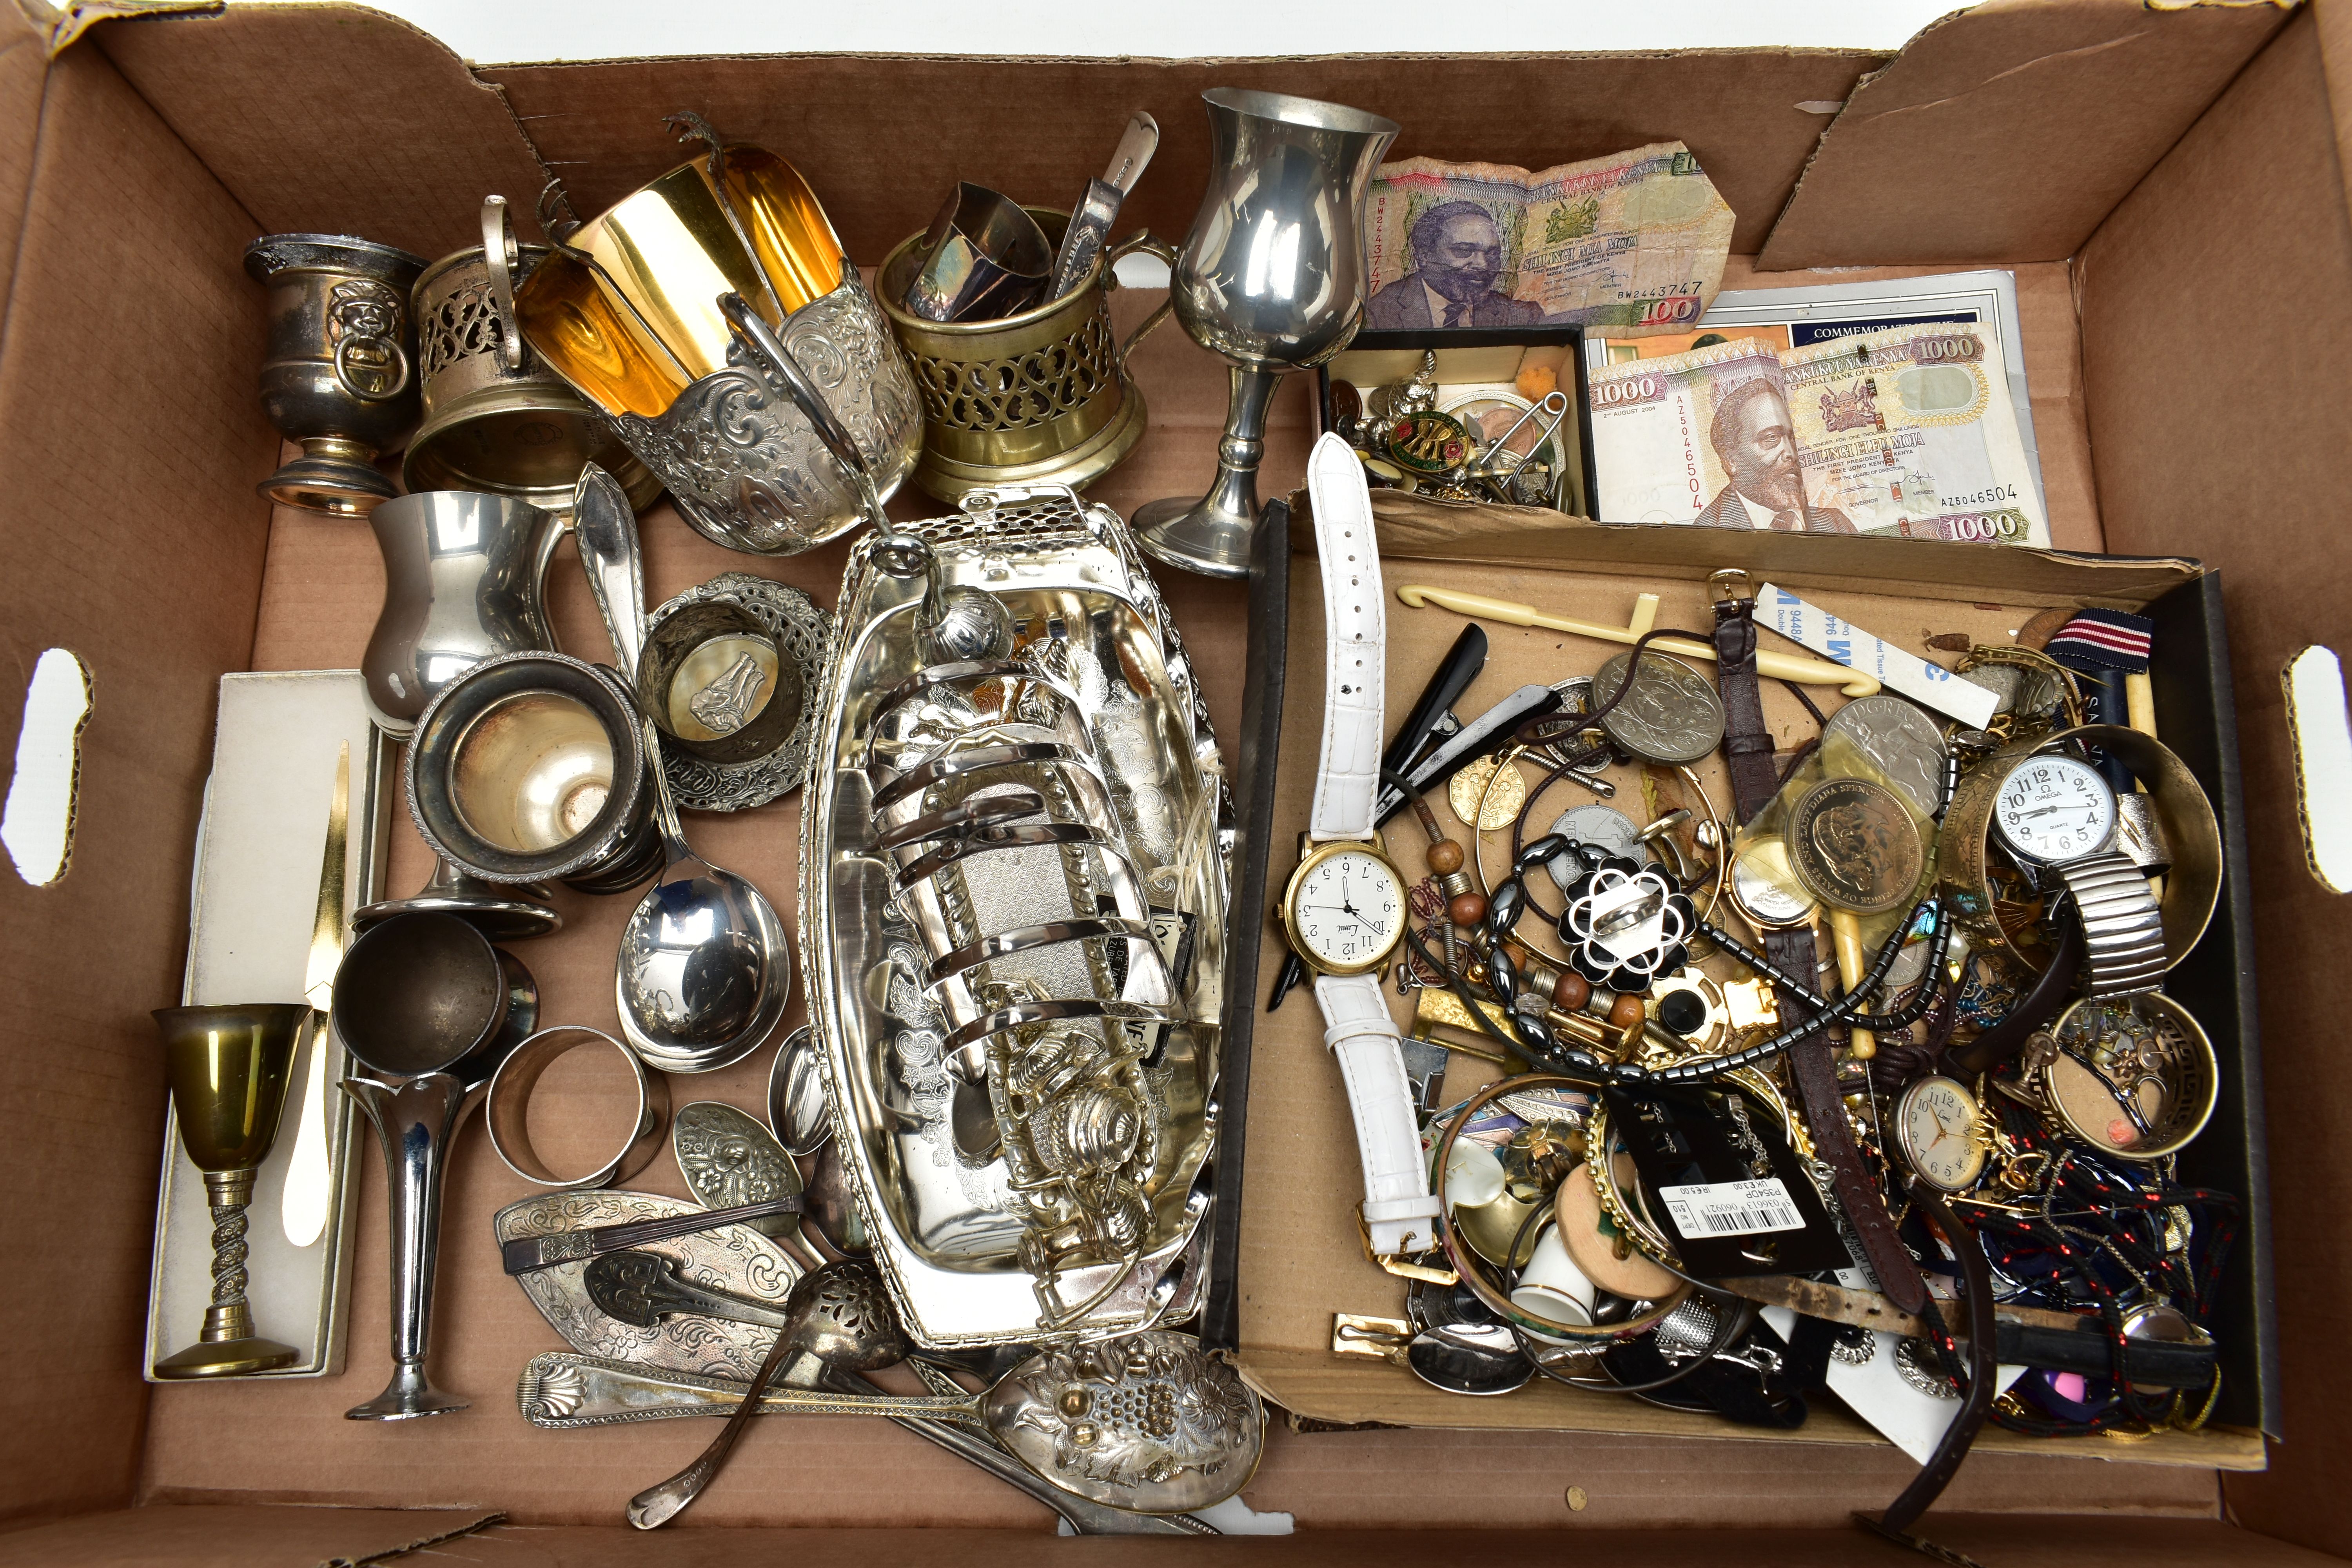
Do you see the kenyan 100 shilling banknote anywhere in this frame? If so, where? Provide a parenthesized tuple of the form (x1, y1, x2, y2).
(1585, 321, 2050, 546)
(1362, 143, 1734, 336)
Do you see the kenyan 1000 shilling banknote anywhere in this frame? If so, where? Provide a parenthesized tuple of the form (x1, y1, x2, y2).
(1362, 142, 1734, 335)
(1585, 321, 2049, 546)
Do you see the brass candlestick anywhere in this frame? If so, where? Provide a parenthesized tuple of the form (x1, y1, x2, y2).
(152, 1004, 312, 1377)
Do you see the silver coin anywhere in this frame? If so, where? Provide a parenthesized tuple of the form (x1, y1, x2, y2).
(1546, 804, 1648, 891)
(1593, 651, 1725, 765)
(1824, 694, 1950, 818)
(1955, 662, 2059, 721)
(1545, 677, 1610, 773)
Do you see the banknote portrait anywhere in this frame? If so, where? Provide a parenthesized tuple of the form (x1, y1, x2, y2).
(1367, 200, 1546, 330)
(1692, 377, 1856, 534)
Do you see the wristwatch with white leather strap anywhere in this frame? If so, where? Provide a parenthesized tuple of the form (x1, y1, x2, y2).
(1275, 432, 1441, 1259)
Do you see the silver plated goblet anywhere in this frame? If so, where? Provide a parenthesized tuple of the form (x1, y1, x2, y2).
(1131, 89, 1396, 578)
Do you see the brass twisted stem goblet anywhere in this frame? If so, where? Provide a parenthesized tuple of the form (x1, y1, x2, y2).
(152, 1004, 313, 1378)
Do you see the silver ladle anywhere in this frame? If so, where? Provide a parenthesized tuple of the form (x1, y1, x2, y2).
(573, 465, 791, 1074)
(525, 1294, 1263, 1514)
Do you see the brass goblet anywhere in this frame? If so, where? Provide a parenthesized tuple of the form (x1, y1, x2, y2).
(151, 1004, 312, 1378)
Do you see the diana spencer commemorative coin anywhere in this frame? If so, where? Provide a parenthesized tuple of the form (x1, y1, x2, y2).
(1788, 776, 1923, 915)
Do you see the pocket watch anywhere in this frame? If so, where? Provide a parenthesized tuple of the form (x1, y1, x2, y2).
(1893, 1073, 1989, 1192)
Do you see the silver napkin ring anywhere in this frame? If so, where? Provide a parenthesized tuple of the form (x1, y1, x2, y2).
(486, 1025, 671, 1189)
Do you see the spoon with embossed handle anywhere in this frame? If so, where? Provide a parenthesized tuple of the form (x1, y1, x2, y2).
(574, 465, 791, 1074)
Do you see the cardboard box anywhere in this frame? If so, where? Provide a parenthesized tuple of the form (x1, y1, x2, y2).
(0, 1, 2345, 1561)
(1221, 497, 2269, 1460)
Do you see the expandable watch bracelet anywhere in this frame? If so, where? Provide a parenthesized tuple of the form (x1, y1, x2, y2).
(2052, 850, 2170, 996)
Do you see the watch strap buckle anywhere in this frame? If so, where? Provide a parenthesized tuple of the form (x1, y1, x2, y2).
(1354, 1204, 1455, 1283)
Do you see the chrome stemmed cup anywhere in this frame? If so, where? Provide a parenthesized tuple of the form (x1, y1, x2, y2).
(1132, 89, 1397, 578)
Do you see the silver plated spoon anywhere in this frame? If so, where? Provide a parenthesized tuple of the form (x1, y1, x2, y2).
(525, 1321, 1263, 1517)
(574, 466, 791, 1074)
(765, 1024, 832, 1157)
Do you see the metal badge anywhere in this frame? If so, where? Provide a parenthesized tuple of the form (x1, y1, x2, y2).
(1382, 410, 1472, 475)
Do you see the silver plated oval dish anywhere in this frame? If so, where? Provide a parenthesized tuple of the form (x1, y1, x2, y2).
(801, 486, 1230, 1347)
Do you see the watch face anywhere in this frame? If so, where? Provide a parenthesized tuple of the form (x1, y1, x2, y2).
(1993, 754, 2115, 863)
(1285, 846, 1406, 973)
(1895, 1075, 1987, 1192)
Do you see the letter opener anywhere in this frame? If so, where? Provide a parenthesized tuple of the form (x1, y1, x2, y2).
(281, 740, 347, 1247)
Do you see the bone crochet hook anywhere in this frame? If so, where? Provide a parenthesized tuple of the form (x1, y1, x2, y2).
(1395, 584, 1878, 697)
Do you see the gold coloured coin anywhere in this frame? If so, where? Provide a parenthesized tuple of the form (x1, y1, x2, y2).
(1788, 776, 1923, 915)
(1449, 755, 1525, 831)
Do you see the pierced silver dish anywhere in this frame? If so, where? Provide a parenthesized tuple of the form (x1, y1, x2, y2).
(647, 572, 833, 812)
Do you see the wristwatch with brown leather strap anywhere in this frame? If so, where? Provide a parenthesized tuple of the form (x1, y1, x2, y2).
(1709, 569, 1931, 1318)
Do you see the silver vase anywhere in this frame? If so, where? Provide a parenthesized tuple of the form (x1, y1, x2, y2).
(360, 490, 566, 735)
(1131, 89, 1396, 579)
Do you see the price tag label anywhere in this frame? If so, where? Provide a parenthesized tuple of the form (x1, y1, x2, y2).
(1658, 1177, 1807, 1240)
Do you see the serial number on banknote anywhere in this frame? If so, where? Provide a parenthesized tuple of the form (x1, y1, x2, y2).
(1944, 483, 2023, 508)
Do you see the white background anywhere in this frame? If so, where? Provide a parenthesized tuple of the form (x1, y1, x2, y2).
(250, 0, 1970, 64)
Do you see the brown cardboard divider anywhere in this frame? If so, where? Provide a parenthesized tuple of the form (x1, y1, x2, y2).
(0, 1510, 2328, 1568)
(1231, 489, 2267, 1465)
(1759, 0, 2294, 269)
